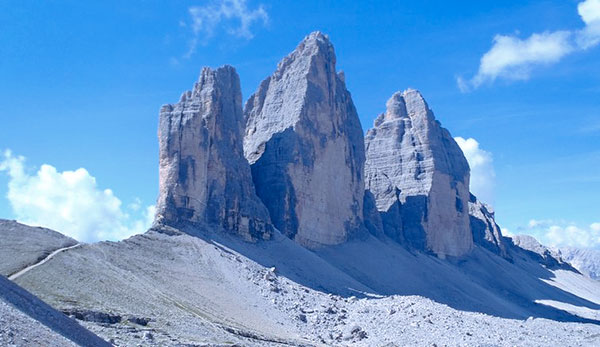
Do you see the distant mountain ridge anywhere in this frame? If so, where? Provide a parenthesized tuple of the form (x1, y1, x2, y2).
(558, 247, 600, 280)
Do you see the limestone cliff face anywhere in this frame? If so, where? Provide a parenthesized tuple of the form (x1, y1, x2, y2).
(156, 66, 272, 241)
(364, 90, 473, 257)
(244, 32, 366, 248)
(468, 194, 508, 257)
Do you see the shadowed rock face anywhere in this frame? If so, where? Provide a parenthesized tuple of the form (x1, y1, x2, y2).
(469, 194, 508, 257)
(364, 90, 473, 257)
(156, 65, 272, 241)
(243, 32, 366, 248)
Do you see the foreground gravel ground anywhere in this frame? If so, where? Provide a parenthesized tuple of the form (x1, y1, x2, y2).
(10, 231, 599, 346)
(0, 300, 76, 347)
(2, 220, 599, 346)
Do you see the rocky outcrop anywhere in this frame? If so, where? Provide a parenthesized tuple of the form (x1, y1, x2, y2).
(156, 66, 272, 241)
(243, 32, 366, 248)
(509, 235, 575, 271)
(364, 89, 473, 257)
(468, 194, 508, 257)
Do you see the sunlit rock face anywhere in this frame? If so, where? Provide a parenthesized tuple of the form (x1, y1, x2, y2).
(156, 65, 272, 241)
(364, 89, 473, 257)
(243, 32, 366, 248)
(468, 194, 508, 257)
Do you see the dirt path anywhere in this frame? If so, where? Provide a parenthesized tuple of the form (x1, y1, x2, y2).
(8, 244, 81, 281)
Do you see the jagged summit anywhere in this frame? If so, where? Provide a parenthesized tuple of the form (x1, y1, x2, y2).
(244, 31, 342, 164)
(269, 31, 335, 81)
(377, 89, 431, 124)
(156, 65, 272, 241)
(365, 89, 473, 257)
(244, 32, 366, 248)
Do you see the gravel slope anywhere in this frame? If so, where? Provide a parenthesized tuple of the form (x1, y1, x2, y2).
(0, 220, 77, 277)
(8, 223, 600, 346)
(0, 299, 76, 347)
(0, 275, 109, 346)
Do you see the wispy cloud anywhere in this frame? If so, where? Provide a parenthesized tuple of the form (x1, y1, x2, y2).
(459, 0, 600, 91)
(455, 137, 496, 206)
(518, 218, 600, 249)
(183, 0, 268, 58)
(0, 150, 154, 243)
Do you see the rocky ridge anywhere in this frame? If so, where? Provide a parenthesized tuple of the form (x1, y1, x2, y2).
(510, 235, 576, 270)
(469, 194, 509, 257)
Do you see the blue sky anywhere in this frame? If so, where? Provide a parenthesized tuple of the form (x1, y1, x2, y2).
(1, 0, 599, 247)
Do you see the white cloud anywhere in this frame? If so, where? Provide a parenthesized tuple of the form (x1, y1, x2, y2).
(471, 32, 573, 88)
(128, 197, 142, 211)
(521, 218, 600, 249)
(577, 0, 600, 48)
(459, 0, 600, 91)
(579, 0, 600, 25)
(184, 0, 268, 58)
(454, 137, 496, 205)
(501, 227, 514, 237)
(0, 150, 154, 243)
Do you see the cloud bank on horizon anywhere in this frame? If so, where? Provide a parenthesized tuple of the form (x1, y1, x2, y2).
(523, 219, 600, 249)
(0, 150, 154, 243)
(454, 138, 600, 250)
(183, 0, 268, 58)
(458, 0, 600, 91)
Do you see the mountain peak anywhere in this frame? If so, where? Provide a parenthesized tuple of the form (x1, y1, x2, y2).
(365, 90, 473, 257)
(189, 65, 238, 98)
(300, 30, 335, 60)
(302, 30, 331, 45)
(300, 31, 333, 51)
(272, 31, 336, 79)
(156, 65, 272, 241)
(243, 32, 366, 248)
(379, 88, 431, 124)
